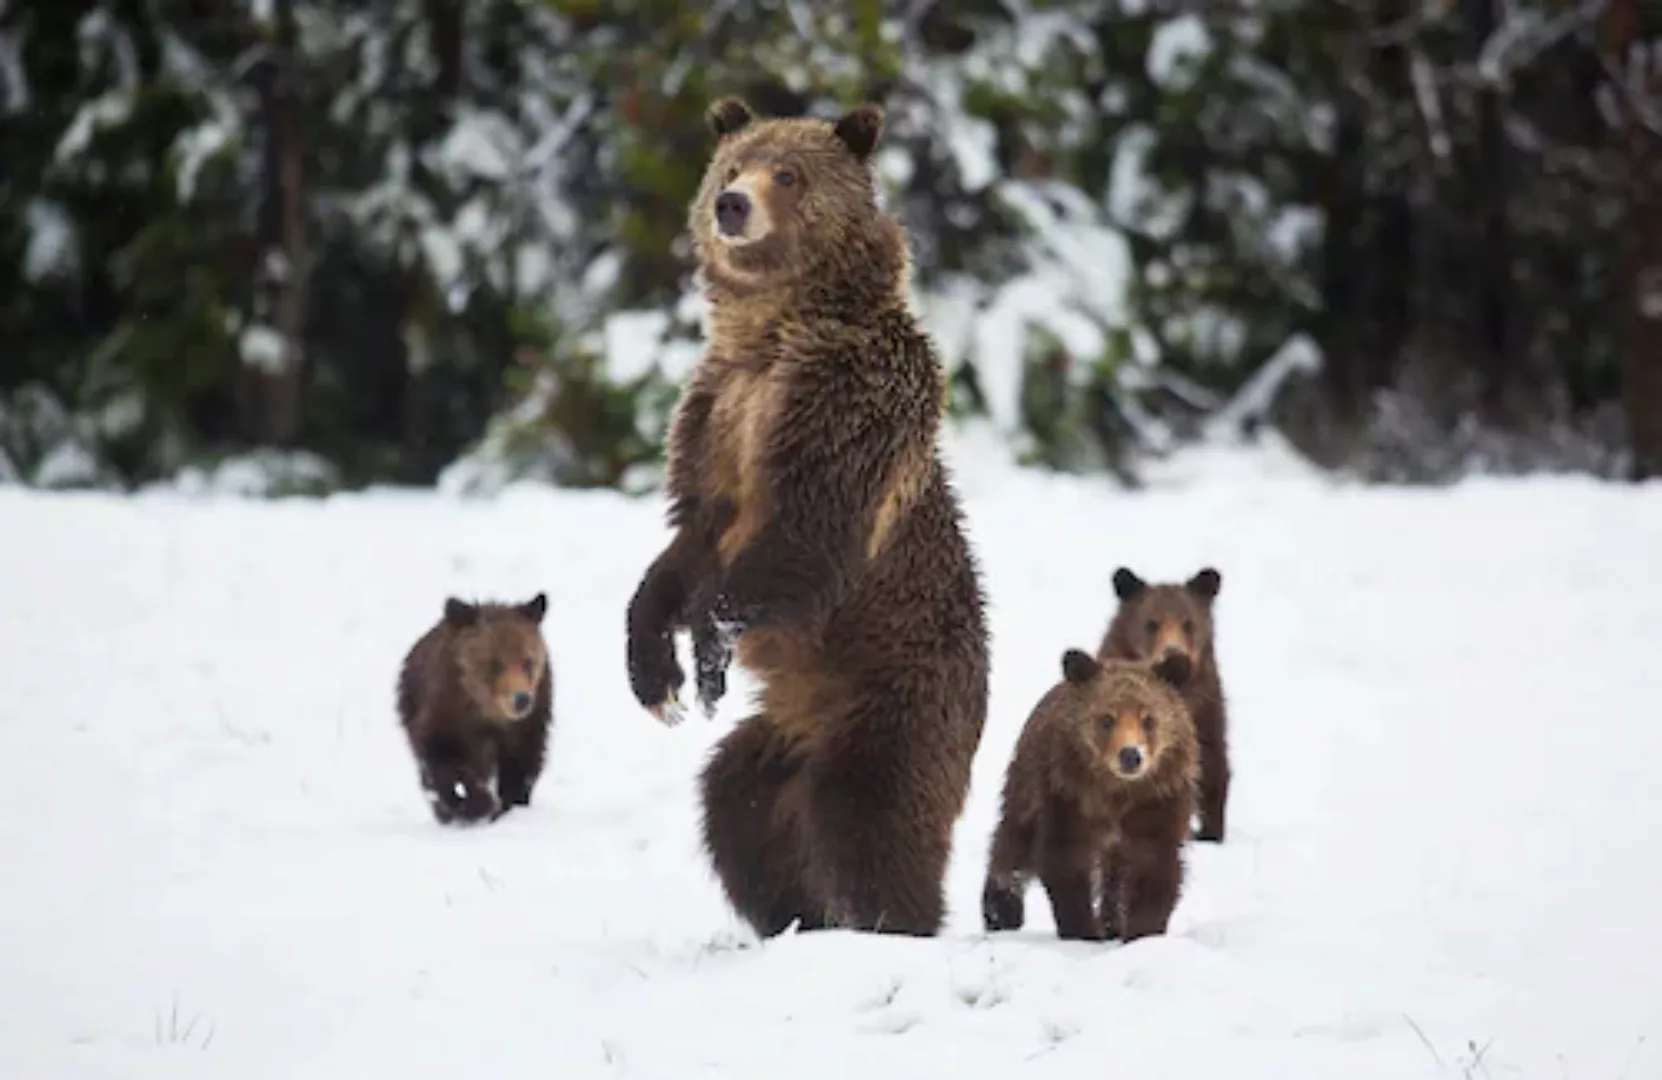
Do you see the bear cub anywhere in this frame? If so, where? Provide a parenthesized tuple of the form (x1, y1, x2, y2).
(981, 648, 1198, 942)
(397, 593, 554, 825)
(1097, 566, 1231, 842)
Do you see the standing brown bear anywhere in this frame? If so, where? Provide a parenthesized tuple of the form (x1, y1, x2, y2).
(397, 593, 554, 825)
(981, 648, 1198, 942)
(1097, 567, 1231, 842)
(624, 97, 990, 938)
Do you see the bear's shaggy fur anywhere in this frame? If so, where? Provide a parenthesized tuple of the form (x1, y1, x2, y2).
(1097, 567, 1231, 842)
(624, 97, 989, 938)
(625, 496, 738, 721)
(981, 648, 1198, 942)
(397, 593, 554, 825)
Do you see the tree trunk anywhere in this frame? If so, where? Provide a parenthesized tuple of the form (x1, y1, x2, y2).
(243, 0, 308, 447)
(1317, 76, 1369, 439)
(1466, 0, 1517, 425)
(1605, 0, 1662, 480)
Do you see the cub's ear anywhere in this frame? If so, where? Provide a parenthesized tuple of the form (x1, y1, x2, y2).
(833, 104, 884, 159)
(1112, 568, 1146, 602)
(1061, 648, 1100, 685)
(707, 97, 755, 139)
(443, 598, 479, 628)
(517, 592, 549, 625)
(1152, 652, 1193, 690)
(1186, 567, 1222, 600)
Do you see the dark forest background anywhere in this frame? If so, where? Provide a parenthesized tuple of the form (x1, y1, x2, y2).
(2, 0, 1658, 496)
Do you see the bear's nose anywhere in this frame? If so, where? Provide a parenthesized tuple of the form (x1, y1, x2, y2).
(715, 190, 751, 236)
(1116, 746, 1144, 774)
(511, 690, 533, 715)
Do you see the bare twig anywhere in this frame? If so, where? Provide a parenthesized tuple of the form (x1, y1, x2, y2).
(1595, 49, 1662, 139)
(1369, 0, 1456, 49)
(1403, 1013, 1445, 1071)
(1409, 47, 1453, 168)
(1476, 0, 1612, 89)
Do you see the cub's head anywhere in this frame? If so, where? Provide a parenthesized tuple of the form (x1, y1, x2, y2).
(1059, 647, 1193, 784)
(442, 592, 550, 723)
(420, 731, 499, 825)
(691, 96, 899, 297)
(1104, 567, 1222, 671)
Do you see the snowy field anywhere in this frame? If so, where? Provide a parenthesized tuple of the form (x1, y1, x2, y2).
(3, 430, 1661, 1080)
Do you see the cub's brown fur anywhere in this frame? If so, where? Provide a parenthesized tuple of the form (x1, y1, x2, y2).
(624, 97, 989, 938)
(1098, 567, 1231, 842)
(398, 593, 554, 825)
(981, 648, 1198, 942)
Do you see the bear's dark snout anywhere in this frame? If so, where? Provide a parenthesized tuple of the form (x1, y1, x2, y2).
(715, 190, 751, 236)
(1117, 746, 1144, 773)
(511, 690, 533, 716)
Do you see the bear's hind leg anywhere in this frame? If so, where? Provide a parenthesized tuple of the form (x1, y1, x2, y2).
(1195, 746, 1230, 843)
(699, 715, 820, 938)
(803, 733, 953, 937)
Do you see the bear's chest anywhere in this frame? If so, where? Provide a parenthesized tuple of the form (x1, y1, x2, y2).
(704, 360, 786, 562)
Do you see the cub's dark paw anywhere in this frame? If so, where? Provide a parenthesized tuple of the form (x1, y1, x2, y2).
(429, 780, 500, 826)
(498, 778, 533, 810)
(981, 881, 1026, 933)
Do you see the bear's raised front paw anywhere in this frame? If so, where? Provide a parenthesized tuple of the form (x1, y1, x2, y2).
(627, 629, 687, 725)
(692, 619, 738, 716)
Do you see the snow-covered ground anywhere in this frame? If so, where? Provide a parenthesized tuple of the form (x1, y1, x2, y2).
(4, 431, 1661, 1079)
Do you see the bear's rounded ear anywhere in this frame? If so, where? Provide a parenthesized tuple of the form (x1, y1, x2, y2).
(707, 97, 755, 140)
(1061, 648, 1100, 685)
(1186, 567, 1221, 600)
(1151, 652, 1193, 690)
(833, 104, 884, 160)
(1112, 568, 1146, 602)
(518, 592, 549, 625)
(443, 598, 479, 628)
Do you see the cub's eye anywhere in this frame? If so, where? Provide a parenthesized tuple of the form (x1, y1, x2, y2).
(488, 660, 504, 678)
(522, 659, 535, 677)
(1141, 714, 1156, 734)
(773, 168, 796, 187)
(1182, 619, 1195, 635)
(724, 166, 738, 184)
(1097, 716, 1114, 732)
(1144, 619, 1159, 637)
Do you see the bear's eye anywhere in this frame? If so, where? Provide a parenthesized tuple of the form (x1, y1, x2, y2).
(1097, 715, 1114, 732)
(488, 660, 504, 679)
(1144, 619, 1159, 637)
(724, 166, 738, 185)
(1182, 618, 1195, 635)
(522, 658, 534, 677)
(773, 168, 796, 187)
(1141, 714, 1156, 734)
